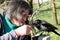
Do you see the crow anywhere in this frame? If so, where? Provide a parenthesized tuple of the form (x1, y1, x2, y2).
(32, 19, 60, 36)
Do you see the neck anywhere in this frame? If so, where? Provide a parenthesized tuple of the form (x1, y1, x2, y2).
(12, 19, 23, 26)
(8, 17, 22, 26)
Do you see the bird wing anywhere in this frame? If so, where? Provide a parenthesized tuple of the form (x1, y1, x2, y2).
(42, 23, 58, 30)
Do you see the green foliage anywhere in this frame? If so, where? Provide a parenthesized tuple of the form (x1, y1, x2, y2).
(55, 0, 60, 2)
(0, 0, 60, 40)
(33, 1, 60, 40)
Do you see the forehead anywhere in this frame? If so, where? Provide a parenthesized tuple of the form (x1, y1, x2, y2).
(24, 10, 29, 13)
(22, 10, 29, 15)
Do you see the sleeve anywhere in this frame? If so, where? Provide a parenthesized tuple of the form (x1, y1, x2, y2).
(0, 14, 4, 36)
(0, 30, 18, 40)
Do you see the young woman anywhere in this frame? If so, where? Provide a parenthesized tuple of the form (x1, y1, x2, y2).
(0, 0, 33, 40)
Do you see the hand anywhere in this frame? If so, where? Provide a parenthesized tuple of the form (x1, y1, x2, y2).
(14, 25, 32, 36)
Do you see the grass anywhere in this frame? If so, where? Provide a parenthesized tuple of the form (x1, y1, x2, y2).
(0, 1, 60, 40)
(33, 2, 60, 40)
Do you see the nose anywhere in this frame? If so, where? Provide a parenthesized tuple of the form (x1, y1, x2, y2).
(24, 18, 26, 21)
(23, 17, 27, 21)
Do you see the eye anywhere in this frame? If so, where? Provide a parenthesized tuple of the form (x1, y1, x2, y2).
(22, 13, 29, 17)
(23, 14, 27, 17)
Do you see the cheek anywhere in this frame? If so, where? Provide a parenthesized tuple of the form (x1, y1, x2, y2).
(22, 17, 27, 21)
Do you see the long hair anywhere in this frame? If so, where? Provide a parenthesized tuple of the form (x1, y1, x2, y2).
(6, 0, 32, 21)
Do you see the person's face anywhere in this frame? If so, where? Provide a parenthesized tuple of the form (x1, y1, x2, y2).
(21, 10, 29, 22)
(13, 10, 29, 26)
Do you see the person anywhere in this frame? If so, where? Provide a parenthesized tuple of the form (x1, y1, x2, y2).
(0, 0, 33, 40)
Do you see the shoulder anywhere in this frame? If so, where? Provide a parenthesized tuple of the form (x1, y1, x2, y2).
(0, 13, 4, 36)
(0, 12, 4, 16)
(0, 13, 3, 22)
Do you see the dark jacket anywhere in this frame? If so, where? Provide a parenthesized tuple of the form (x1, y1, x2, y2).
(0, 13, 31, 40)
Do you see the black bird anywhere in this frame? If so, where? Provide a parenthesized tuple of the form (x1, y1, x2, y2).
(32, 19, 60, 36)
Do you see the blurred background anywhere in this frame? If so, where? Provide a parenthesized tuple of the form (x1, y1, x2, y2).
(0, 0, 60, 40)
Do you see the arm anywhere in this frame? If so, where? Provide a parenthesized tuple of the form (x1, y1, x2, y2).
(0, 25, 32, 40)
(0, 30, 18, 40)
